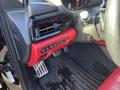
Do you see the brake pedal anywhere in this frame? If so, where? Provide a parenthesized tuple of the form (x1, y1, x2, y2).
(53, 50, 61, 57)
(63, 47, 69, 52)
(33, 61, 48, 78)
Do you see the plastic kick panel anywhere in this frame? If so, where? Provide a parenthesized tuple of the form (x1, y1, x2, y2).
(28, 28, 77, 67)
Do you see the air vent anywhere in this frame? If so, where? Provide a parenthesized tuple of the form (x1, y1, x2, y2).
(32, 22, 63, 42)
(31, 12, 73, 42)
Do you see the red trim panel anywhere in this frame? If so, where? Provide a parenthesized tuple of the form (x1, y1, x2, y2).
(98, 67, 120, 90)
(96, 40, 106, 47)
(28, 28, 77, 67)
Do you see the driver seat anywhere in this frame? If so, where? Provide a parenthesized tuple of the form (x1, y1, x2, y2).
(98, 68, 120, 90)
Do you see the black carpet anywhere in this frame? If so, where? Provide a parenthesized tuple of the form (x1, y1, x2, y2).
(38, 56, 103, 90)
(20, 43, 117, 90)
(37, 43, 117, 90)
(67, 43, 117, 78)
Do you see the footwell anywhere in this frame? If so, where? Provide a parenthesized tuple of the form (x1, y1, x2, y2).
(19, 43, 117, 90)
(38, 56, 104, 90)
(46, 67, 76, 90)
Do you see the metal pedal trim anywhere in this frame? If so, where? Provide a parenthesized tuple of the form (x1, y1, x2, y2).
(33, 61, 48, 78)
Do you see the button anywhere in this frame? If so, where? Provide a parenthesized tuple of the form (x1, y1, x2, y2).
(54, 43, 57, 47)
(41, 48, 46, 53)
(46, 47, 49, 51)
(50, 45, 54, 49)
(60, 40, 63, 44)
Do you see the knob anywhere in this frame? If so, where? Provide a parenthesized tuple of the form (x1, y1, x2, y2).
(80, 11, 90, 23)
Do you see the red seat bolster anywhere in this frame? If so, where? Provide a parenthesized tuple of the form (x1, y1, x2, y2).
(98, 67, 120, 90)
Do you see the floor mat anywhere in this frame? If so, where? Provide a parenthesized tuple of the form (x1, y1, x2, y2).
(38, 56, 104, 90)
(37, 43, 117, 90)
(67, 43, 117, 78)
(21, 43, 116, 90)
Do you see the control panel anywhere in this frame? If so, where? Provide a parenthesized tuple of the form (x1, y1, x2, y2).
(28, 28, 77, 67)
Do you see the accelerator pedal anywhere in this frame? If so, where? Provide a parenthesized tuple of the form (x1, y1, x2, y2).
(33, 61, 48, 78)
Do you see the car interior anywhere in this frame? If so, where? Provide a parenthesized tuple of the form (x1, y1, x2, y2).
(0, 0, 120, 90)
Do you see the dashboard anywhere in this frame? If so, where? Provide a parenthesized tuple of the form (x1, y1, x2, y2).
(7, 0, 106, 67)
(7, 0, 76, 67)
(61, 0, 105, 12)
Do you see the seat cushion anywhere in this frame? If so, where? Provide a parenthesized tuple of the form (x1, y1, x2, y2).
(98, 67, 120, 90)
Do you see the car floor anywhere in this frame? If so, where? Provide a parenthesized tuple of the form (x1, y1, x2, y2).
(20, 42, 117, 90)
(37, 42, 117, 90)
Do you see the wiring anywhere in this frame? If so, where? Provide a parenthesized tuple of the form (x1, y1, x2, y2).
(94, 11, 103, 39)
